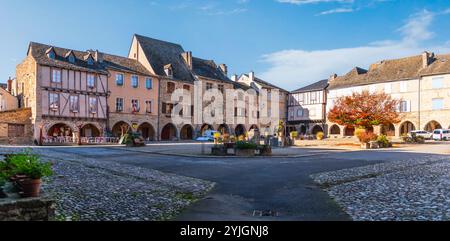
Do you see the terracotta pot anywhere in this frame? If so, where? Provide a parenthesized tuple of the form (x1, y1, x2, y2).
(20, 178, 42, 198)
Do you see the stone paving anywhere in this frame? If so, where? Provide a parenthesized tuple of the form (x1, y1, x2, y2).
(312, 155, 450, 221)
(0, 147, 215, 221)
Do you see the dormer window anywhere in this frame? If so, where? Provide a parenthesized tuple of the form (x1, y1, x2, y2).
(46, 47, 56, 59)
(85, 54, 94, 65)
(164, 64, 173, 77)
(66, 51, 75, 64)
(87, 57, 94, 65)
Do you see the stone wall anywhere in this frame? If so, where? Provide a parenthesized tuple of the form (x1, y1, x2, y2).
(0, 108, 33, 144)
(0, 197, 55, 221)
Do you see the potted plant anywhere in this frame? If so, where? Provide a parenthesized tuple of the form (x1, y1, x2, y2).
(235, 141, 257, 156)
(377, 134, 392, 148)
(357, 131, 378, 149)
(8, 150, 53, 198)
(316, 132, 324, 140)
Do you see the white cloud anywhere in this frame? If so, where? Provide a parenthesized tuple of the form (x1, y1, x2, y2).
(317, 7, 354, 15)
(259, 10, 450, 90)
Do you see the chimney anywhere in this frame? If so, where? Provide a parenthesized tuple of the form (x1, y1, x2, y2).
(219, 64, 228, 76)
(7, 77, 12, 93)
(182, 51, 193, 70)
(95, 50, 103, 63)
(422, 51, 435, 68)
(249, 71, 255, 81)
(231, 74, 238, 82)
(328, 73, 337, 83)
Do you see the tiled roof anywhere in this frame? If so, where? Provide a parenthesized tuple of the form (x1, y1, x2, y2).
(192, 57, 233, 83)
(329, 53, 450, 89)
(102, 53, 152, 76)
(254, 77, 288, 92)
(292, 79, 329, 93)
(134, 34, 195, 82)
(28, 42, 108, 75)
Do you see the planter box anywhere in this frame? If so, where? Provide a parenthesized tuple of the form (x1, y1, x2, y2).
(369, 141, 380, 149)
(211, 146, 227, 156)
(259, 146, 272, 156)
(235, 149, 256, 157)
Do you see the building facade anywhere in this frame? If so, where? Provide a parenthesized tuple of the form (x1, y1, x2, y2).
(15, 43, 109, 145)
(234, 72, 289, 136)
(102, 53, 159, 141)
(326, 52, 450, 138)
(287, 79, 328, 136)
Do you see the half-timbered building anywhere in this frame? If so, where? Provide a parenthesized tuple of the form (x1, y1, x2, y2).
(15, 42, 109, 145)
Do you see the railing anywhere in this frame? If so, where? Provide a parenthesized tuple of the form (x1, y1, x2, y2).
(43, 136, 120, 145)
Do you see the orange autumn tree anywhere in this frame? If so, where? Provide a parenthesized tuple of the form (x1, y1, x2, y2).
(328, 91, 402, 130)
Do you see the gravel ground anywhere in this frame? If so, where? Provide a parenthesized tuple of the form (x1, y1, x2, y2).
(312, 155, 450, 221)
(0, 147, 215, 221)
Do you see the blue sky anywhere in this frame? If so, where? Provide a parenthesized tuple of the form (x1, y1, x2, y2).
(1, 0, 450, 90)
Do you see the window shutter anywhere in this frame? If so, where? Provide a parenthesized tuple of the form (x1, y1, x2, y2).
(162, 102, 166, 114)
(407, 100, 411, 112)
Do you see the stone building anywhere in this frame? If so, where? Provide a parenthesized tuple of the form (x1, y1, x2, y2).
(102, 53, 159, 141)
(0, 78, 18, 112)
(234, 72, 289, 136)
(327, 51, 450, 138)
(0, 108, 32, 145)
(15, 42, 109, 145)
(287, 79, 329, 136)
(128, 34, 196, 141)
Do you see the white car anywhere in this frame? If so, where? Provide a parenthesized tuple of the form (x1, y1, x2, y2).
(410, 130, 433, 140)
(196, 130, 219, 142)
(432, 129, 450, 141)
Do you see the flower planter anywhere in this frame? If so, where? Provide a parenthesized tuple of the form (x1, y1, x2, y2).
(211, 146, 227, 156)
(361, 143, 370, 149)
(19, 179, 42, 198)
(235, 149, 256, 157)
(369, 141, 380, 149)
(259, 146, 272, 156)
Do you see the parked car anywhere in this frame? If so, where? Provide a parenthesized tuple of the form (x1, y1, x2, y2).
(409, 130, 433, 140)
(196, 130, 219, 142)
(432, 129, 450, 141)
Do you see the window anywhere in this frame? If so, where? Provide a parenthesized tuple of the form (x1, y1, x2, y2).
(89, 97, 97, 113)
(68, 55, 75, 63)
(432, 98, 444, 110)
(52, 69, 61, 83)
(116, 98, 124, 112)
(165, 103, 174, 114)
(206, 83, 213, 90)
(218, 84, 224, 94)
(183, 85, 190, 91)
(131, 75, 139, 88)
(87, 74, 95, 88)
(47, 51, 55, 59)
(384, 83, 392, 94)
(268, 108, 272, 117)
(49, 93, 59, 111)
(298, 93, 304, 104)
(297, 109, 303, 117)
(145, 101, 152, 113)
(267, 90, 272, 100)
(236, 107, 245, 117)
(290, 110, 294, 118)
(399, 101, 409, 112)
(87, 57, 94, 65)
(69, 95, 79, 112)
(238, 92, 244, 101)
(432, 77, 444, 89)
(145, 78, 153, 89)
(400, 81, 408, 93)
(167, 82, 175, 94)
(310, 92, 318, 104)
(116, 74, 124, 86)
(131, 99, 140, 112)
